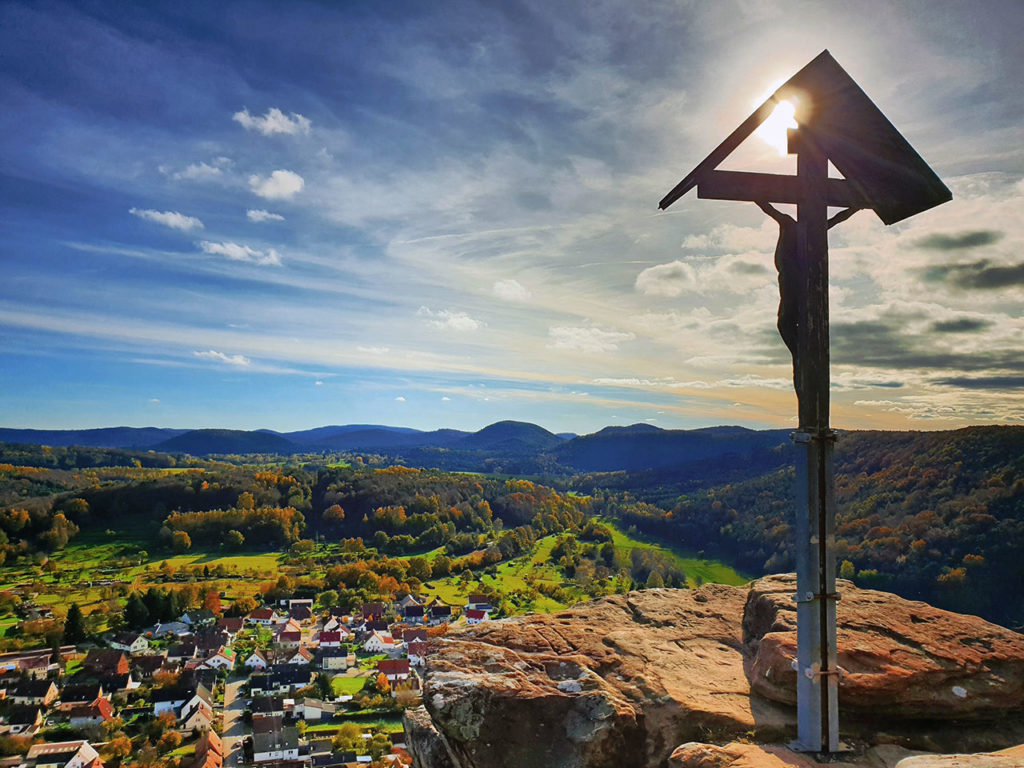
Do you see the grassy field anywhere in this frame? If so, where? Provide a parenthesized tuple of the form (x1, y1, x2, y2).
(600, 518, 751, 587)
(332, 676, 367, 696)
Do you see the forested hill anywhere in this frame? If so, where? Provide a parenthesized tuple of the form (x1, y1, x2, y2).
(597, 426, 1024, 627)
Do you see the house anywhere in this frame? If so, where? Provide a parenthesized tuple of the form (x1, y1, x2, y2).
(288, 598, 314, 611)
(362, 630, 397, 654)
(361, 602, 385, 621)
(395, 594, 421, 610)
(57, 684, 105, 712)
(181, 609, 216, 627)
(288, 605, 313, 624)
(249, 696, 284, 718)
(244, 650, 269, 670)
(191, 729, 223, 768)
(285, 647, 312, 665)
(428, 604, 452, 624)
(294, 698, 334, 721)
(83, 648, 129, 676)
(10, 679, 58, 706)
(246, 607, 281, 626)
(194, 628, 231, 654)
(202, 647, 235, 670)
(179, 698, 214, 732)
(252, 714, 283, 734)
(316, 647, 354, 672)
(318, 630, 343, 648)
(268, 664, 310, 693)
(167, 641, 198, 663)
(98, 672, 136, 693)
(407, 641, 429, 667)
(26, 740, 99, 768)
(217, 617, 244, 636)
(145, 621, 192, 638)
(152, 683, 211, 718)
(109, 631, 149, 654)
(68, 697, 115, 729)
(322, 616, 342, 633)
(376, 658, 410, 682)
(402, 628, 428, 644)
(402, 605, 425, 624)
(252, 726, 299, 763)
(131, 654, 169, 680)
(0, 704, 44, 735)
(363, 618, 389, 634)
(465, 609, 489, 625)
(275, 629, 301, 650)
(466, 594, 491, 610)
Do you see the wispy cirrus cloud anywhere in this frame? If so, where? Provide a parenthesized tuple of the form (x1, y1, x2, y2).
(246, 209, 285, 223)
(548, 326, 634, 353)
(249, 170, 304, 200)
(233, 107, 311, 136)
(129, 208, 203, 231)
(198, 240, 282, 266)
(194, 349, 251, 366)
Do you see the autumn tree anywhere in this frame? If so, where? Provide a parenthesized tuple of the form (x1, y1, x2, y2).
(171, 530, 191, 553)
(225, 529, 245, 549)
(204, 589, 222, 614)
(324, 504, 345, 524)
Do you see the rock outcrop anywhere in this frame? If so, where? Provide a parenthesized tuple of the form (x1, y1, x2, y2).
(745, 575, 1024, 719)
(410, 577, 1024, 768)
(668, 742, 1024, 768)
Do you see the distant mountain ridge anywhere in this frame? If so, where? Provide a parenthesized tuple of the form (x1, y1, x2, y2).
(0, 420, 795, 474)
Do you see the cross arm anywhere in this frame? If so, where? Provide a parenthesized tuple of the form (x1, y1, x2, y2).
(695, 171, 876, 209)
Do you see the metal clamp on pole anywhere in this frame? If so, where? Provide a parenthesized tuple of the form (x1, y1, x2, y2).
(803, 663, 844, 681)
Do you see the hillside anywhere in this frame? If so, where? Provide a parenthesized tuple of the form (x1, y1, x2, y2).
(599, 426, 1024, 627)
(153, 428, 298, 455)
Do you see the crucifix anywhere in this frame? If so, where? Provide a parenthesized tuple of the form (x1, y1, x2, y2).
(659, 51, 951, 752)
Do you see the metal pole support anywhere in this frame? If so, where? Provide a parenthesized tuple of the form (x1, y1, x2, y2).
(790, 428, 840, 752)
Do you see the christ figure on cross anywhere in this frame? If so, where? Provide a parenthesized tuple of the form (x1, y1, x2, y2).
(755, 202, 862, 406)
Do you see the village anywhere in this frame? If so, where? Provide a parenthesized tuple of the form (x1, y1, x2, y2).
(0, 592, 495, 768)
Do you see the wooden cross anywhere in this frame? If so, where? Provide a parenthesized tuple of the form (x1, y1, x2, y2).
(659, 50, 950, 752)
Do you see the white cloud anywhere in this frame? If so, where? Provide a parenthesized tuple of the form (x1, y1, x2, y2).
(635, 260, 698, 297)
(129, 208, 203, 231)
(249, 170, 305, 200)
(148, 398, 160, 404)
(395, 396, 406, 402)
(233, 107, 311, 136)
(173, 157, 231, 181)
(199, 240, 282, 267)
(441, 396, 451, 401)
(548, 326, 634, 353)
(194, 349, 251, 366)
(493, 278, 531, 302)
(247, 209, 285, 223)
(358, 345, 391, 355)
(418, 307, 483, 331)
(315, 380, 323, 386)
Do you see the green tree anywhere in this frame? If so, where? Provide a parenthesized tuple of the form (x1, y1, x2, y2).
(123, 592, 150, 629)
(225, 529, 245, 549)
(645, 570, 665, 589)
(839, 560, 856, 580)
(369, 732, 392, 760)
(407, 557, 432, 581)
(63, 603, 86, 643)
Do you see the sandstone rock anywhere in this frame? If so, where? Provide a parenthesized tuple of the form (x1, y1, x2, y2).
(745, 575, 1024, 719)
(412, 579, 1024, 768)
(895, 756, 1024, 768)
(404, 705, 456, 768)
(423, 585, 792, 768)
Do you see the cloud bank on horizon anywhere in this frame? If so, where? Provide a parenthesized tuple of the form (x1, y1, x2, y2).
(0, 0, 1022, 432)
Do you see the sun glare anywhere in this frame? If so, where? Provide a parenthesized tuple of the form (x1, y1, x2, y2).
(755, 100, 797, 156)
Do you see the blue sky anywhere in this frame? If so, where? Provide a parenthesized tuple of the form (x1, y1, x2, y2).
(2, 0, 1022, 433)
